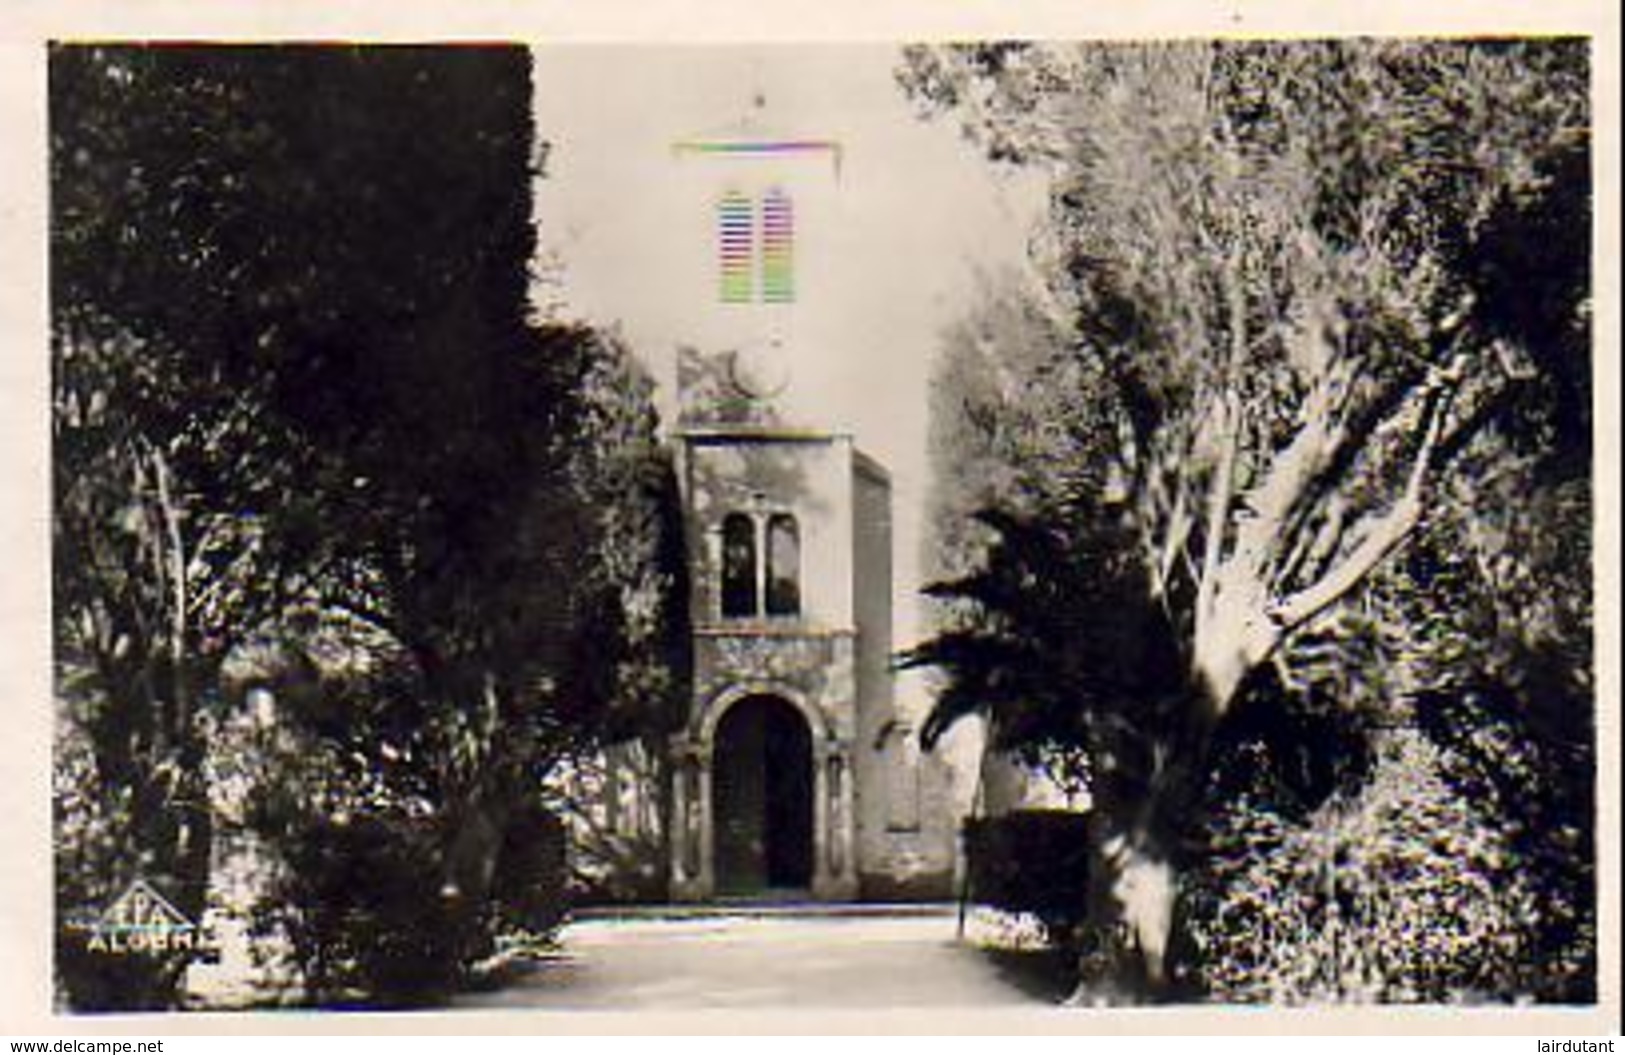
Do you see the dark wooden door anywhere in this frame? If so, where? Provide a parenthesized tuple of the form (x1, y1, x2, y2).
(713, 695, 813, 894)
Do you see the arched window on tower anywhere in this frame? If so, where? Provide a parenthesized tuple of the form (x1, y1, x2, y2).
(765, 513, 801, 616)
(721, 513, 758, 617)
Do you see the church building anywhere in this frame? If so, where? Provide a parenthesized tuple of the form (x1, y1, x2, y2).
(568, 98, 958, 903)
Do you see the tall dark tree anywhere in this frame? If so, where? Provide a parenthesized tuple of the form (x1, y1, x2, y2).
(51, 45, 682, 1008)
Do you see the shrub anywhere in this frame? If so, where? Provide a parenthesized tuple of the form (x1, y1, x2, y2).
(261, 812, 484, 1007)
(488, 799, 570, 934)
(963, 809, 1092, 944)
(1188, 726, 1550, 1003)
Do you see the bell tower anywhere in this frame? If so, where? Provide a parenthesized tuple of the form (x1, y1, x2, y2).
(662, 90, 950, 903)
(665, 96, 868, 901)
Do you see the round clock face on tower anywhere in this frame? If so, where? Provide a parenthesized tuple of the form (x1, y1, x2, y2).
(727, 338, 792, 399)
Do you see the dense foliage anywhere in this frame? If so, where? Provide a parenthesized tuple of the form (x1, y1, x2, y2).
(902, 40, 1593, 1002)
(51, 45, 684, 1008)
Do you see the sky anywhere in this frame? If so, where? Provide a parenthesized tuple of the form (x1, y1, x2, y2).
(530, 44, 1048, 731)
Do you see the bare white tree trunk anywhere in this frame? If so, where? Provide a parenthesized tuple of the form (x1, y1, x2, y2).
(1101, 339, 1469, 996)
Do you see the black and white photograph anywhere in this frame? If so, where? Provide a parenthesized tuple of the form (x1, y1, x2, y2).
(1, 14, 1617, 1034)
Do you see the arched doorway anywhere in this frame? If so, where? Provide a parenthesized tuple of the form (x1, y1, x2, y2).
(712, 694, 814, 894)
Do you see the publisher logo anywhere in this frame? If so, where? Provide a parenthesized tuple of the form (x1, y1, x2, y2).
(79, 878, 204, 956)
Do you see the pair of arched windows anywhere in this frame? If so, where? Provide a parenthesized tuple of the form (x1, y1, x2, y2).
(720, 512, 800, 618)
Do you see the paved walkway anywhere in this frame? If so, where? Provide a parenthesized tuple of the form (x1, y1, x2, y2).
(456, 905, 1055, 1010)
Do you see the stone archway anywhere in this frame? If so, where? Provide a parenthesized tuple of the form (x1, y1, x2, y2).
(669, 683, 857, 902)
(712, 694, 813, 893)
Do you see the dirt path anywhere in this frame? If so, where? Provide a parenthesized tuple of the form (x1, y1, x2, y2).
(456, 906, 1060, 1011)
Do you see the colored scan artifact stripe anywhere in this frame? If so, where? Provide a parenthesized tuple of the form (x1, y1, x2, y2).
(675, 139, 839, 160)
(761, 189, 794, 304)
(719, 191, 754, 303)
